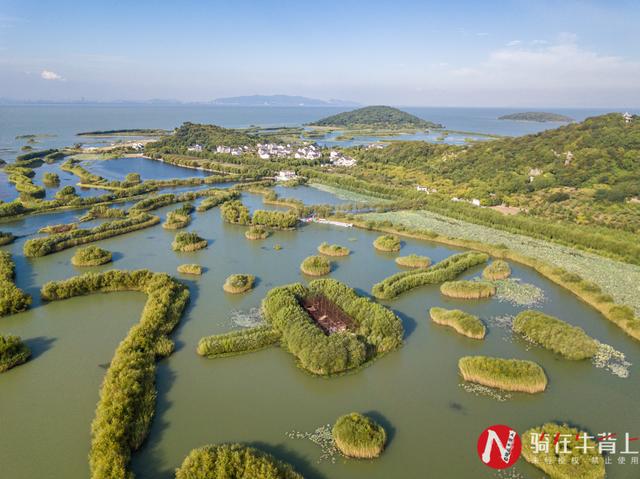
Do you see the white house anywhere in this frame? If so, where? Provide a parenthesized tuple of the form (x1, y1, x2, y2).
(276, 170, 297, 181)
(187, 144, 203, 152)
(623, 112, 633, 123)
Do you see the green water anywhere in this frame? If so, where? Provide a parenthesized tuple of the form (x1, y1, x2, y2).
(1, 189, 639, 479)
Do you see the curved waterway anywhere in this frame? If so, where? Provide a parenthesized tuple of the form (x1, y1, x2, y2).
(0, 187, 638, 479)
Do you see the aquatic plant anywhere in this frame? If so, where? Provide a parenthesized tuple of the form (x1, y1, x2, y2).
(162, 203, 193, 229)
(373, 234, 401, 252)
(429, 307, 485, 339)
(197, 325, 280, 358)
(440, 280, 496, 299)
(38, 223, 78, 234)
(0, 231, 15, 246)
(0, 251, 32, 317)
(40, 269, 189, 479)
(494, 279, 545, 306)
(458, 356, 548, 393)
(332, 413, 386, 459)
(395, 254, 431, 268)
(171, 231, 207, 252)
(482, 259, 511, 280)
(223, 274, 256, 294)
(245, 225, 270, 240)
(195, 190, 240, 212)
(521, 423, 605, 479)
(220, 199, 251, 225)
(513, 310, 598, 360)
(175, 444, 303, 479)
(177, 263, 203, 275)
(42, 172, 60, 185)
(252, 209, 298, 229)
(71, 246, 112, 266)
(318, 242, 350, 257)
(0, 335, 31, 372)
(300, 255, 331, 276)
(371, 251, 489, 299)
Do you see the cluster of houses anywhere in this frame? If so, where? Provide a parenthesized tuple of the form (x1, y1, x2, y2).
(623, 112, 633, 124)
(325, 150, 357, 167)
(216, 145, 249, 156)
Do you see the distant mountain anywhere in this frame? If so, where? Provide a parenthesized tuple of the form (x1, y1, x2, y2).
(308, 105, 443, 129)
(499, 112, 574, 122)
(210, 95, 360, 107)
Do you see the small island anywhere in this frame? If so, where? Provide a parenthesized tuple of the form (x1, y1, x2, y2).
(373, 234, 401, 252)
(0, 335, 31, 372)
(177, 263, 203, 275)
(317, 242, 350, 257)
(332, 412, 387, 459)
(300, 255, 331, 276)
(430, 307, 486, 339)
(395, 254, 431, 268)
(440, 280, 496, 299)
(171, 231, 207, 252)
(308, 105, 443, 129)
(71, 246, 113, 266)
(245, 225, 270, 240)
(498, 112, 574, 122)
(223, 274, 256, 294)
(482, 260, 511, 280)
(459, 356, 548, 393)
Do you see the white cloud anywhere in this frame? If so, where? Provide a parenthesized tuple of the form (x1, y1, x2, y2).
(41, 69, 63, 81)
(506, 40, 522, 47)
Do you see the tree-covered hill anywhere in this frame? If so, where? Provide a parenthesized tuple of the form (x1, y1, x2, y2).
(147, 122, 258, 152)
(308, 105, 443, 129)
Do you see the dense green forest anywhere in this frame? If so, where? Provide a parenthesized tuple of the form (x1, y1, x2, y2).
(146, 122, 258, 153)
(308, 105, 443, 129)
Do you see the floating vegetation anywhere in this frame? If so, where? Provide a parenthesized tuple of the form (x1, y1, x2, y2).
(459, 383, 512, 402)
(286, 424, 339, 464)
(592, 341, 631, 378)
(230, 307, 264, 328)
(494, 278, 545, 306)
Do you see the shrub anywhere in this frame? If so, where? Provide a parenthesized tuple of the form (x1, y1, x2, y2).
(274, 244, 283, 251)
(79, 205, 127, 222)
(318, 242, 350, 257)
(373, 234, 401, 252)
(223, 274, 255, 294)
(395, 254, 431, 268)
(372, 252, 489, 299)
(163, 203, 193, 229)
(0, 335, 31, 372)
(0, 232, 15, 246)
(458, 356, 548, 393)
(300, 255, 331, 276)
(40, 269, 190, 479)
(24, 213, 160, 257)
(261, 279, 403, 375)
(55, 185, 77, 199)
(482, 260, 511, 280)
(245, 225, 269, 240)
(252, 209, 298, 229)
(43, 172, 60, 185)
(175, 444, 303, 479)
(429, 307, 485, 339)
(171, 231, 207, 252)
(0, 251, 32, 316)
(194, 190, 240, 212)
(332, 413, 386, 459)
(197, 325, 280, 357)
(440, 280, 496, 299)
(71, 246, 112, 266)
(521, 423, 605, 479)
(220, 200, 251, 225)
(39, 223, 77, 234)
(177, 263, 203, 275)
(513, 310, 598, 360)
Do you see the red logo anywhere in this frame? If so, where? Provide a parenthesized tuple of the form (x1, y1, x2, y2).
(477, 424, 522, 469)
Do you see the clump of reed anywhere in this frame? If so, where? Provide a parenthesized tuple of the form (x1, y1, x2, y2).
(332, 413, 386, 459)
(0, 334, 31, 372)
(513, 310, 598, 360)
(440, 280, 496, 299)
(395, 254, 431, 268)
(482, 259, 512, 280)
(71, 245, 112, 266)
(177, 263, 203, 275)
(223, 274, 256, 294)
(430, 307, 485, 339)
(245, 225, 270, 240)
(318, 242, 350, 257)
(162, 203, 193, 229)
(172, 231, 207, 252)
(458, 355, 548, 393)
(300, 255, 331, 276)
(197, 325, 280, 357)
(373, 234, 401, 252)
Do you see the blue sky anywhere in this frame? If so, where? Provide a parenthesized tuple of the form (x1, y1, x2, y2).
(1, 0, 639, 106)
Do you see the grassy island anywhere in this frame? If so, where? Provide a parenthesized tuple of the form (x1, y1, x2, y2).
(177, 263, 203, 275)
(223, 274, 256, 294)
(440, 280, 496, 299)
(197, 324, 280, 358)
(0, 231, 15, 246)
(373, 234, 401, 252)
(372, 251, 489, 299)
(252, 209, 298, 229)
(220, 200, 251, 225)
(308, 105, 443, 129)
(0, 251, 32, 317)
(300, 255, 331, 276)
(162, 203, 193, 229)
(40, 269, 190, 478)
(318, 242, 350, 257)
(38, 223, 78, 234)
(261, 278, 403, 375)
(458, 356, 548, 393)
(395, 254, 431, 268)
(430, 307, 485, 339)
(0, 335, 31, 372)
(42, 172, 60, 185)
(71, 246, 112, 266)
(332, 412, 387, 459)
(482, 260, 511, 280)
(175, 444, 303, 479)
(521, 423, 605, 479)
(245, 225, 270, 240)
(513, 310, 598, 360)
(172, 231, 207, 252)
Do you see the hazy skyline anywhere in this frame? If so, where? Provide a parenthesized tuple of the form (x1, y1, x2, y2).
(1, 0, 639, 107)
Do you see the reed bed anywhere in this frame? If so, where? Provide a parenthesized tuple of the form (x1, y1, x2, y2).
(300, 255, 331, 276)
(171, 231, 207, 252)
(332, 413, 386, 459)
(71, 246, 112, 266)
(197, 325, 280, 358)
(395, 254, 431, 268)
(429, 307, 485, 339)
(373, 234, 401, 252)
(177, 263, 203, 275)
(223, 274, 256, 294)
(440, 280, 496, 299)
(318, 242, 350, 257)
(0, 335, 31, 372)
(482, 259, 511, 280)
(245, 225, 270, 240)
(458, 356, 548, 393)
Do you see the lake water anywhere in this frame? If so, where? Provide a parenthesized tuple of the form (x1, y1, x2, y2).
(0, 184, 639, 479)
